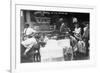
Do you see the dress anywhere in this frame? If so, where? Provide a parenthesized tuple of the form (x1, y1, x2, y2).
(21, 27, 37, 49)
(74, 27, 81, 40)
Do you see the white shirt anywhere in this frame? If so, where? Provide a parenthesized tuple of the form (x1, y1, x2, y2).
(24, 27, 36, 36)
(84, 26, 88, 32)
(60, 23, 65, 32)
(74, 27, 81, 34)
(73, 27, 81, 39)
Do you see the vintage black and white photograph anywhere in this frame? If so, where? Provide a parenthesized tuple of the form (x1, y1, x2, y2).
(20, 10, 90, 63)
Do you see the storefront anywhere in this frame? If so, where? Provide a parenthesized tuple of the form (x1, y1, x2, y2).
(21, 10, 52, 32)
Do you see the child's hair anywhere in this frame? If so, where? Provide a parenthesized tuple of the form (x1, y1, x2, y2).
(25, 23, 29, 28)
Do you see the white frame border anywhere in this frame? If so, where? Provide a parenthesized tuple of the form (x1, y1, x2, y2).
(11, 2, 96, 73)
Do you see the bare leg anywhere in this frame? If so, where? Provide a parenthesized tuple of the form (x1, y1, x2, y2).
(24, 47, 31, 55)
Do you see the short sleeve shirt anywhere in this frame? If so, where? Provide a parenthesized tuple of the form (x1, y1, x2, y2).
(24, 27, 36, 36)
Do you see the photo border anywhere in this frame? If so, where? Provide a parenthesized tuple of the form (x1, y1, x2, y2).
(11, 2, 96, 73)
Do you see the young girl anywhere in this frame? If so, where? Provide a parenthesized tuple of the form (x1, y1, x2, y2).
(73, 23, 81, 40)
(21, 24, 37, 55)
